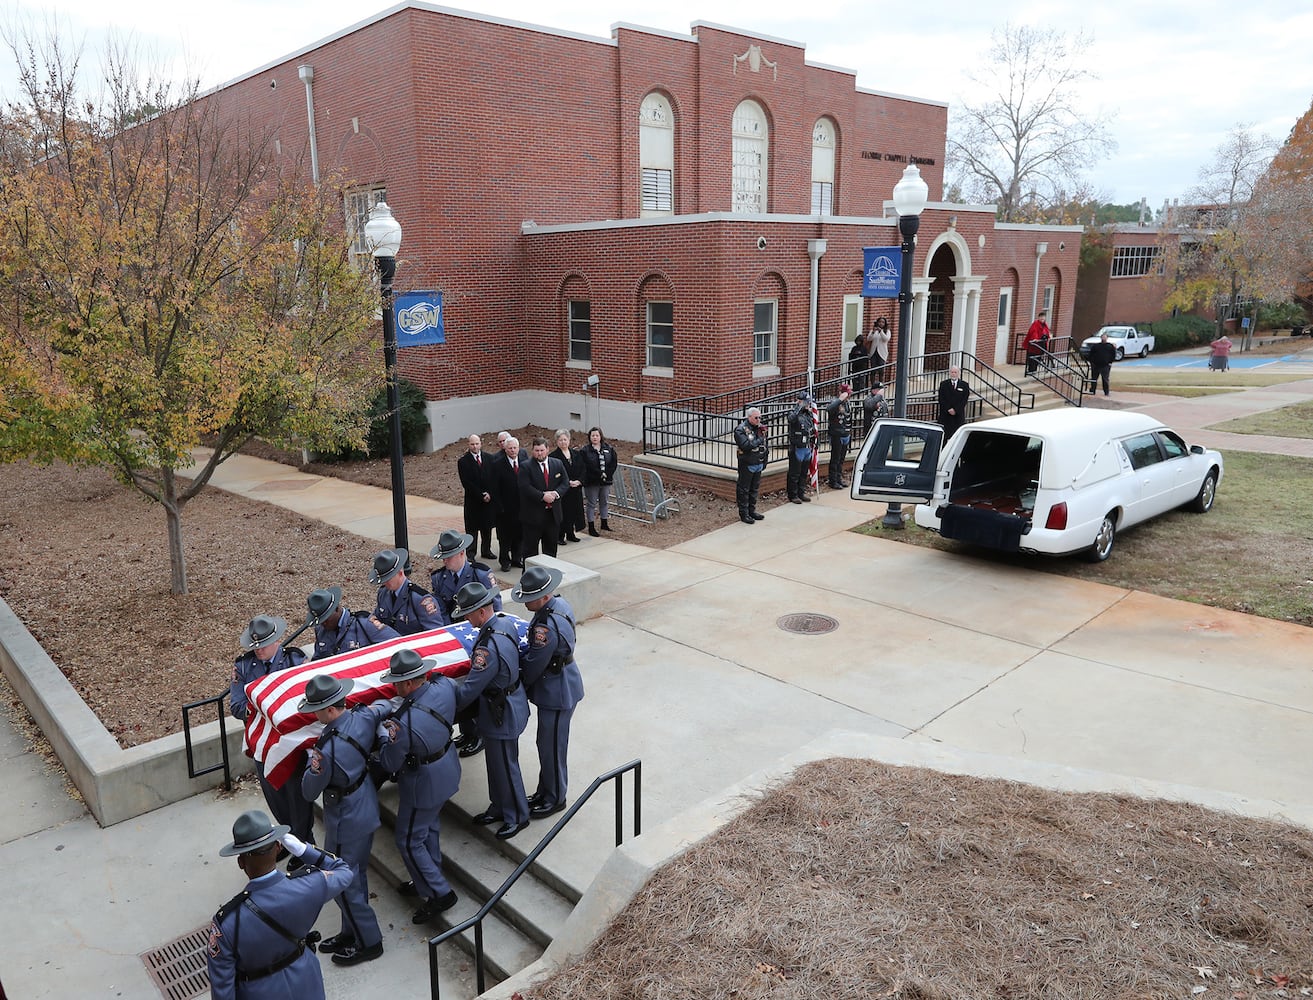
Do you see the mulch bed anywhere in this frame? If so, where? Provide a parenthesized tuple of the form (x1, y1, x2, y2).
(520, 758, 1313, 1000)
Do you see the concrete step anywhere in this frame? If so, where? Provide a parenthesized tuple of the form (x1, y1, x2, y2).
(369, 783, 580, 985)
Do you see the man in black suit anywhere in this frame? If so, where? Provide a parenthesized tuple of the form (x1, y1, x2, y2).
(937, 365, 970, 440)
(519, 436, 571, 560)
(490, 436, 526, 571)
(457, 434, 496, 560)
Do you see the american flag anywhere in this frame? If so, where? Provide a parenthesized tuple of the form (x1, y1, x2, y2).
(243, 617, 528, 789)
(806, 396, 820, 491)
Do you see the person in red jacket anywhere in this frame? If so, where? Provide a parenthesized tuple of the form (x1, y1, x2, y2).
(1023, 311, 1050, 376)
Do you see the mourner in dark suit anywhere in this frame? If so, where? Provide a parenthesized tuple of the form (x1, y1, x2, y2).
(457, 435, 497, 560)
(490, 437, 526, 571)
(518, 436, 571, 560)
(937, 366, 971, 440)
(550, 429, 586, 544)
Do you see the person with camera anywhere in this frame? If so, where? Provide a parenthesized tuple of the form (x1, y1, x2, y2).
(373, 649, 462, 924)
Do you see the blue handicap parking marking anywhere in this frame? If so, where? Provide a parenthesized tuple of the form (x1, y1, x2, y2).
(1121, 356, 1297, 370)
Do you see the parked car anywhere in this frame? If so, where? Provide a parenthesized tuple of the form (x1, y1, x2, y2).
(1080, 325, 1155, 360)
(851, 409, 1222, 562)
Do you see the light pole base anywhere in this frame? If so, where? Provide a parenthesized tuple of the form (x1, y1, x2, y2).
(881, 503, 906, 529)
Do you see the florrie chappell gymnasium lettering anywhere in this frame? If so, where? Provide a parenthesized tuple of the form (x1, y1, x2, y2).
(204, 3, 1080, 446)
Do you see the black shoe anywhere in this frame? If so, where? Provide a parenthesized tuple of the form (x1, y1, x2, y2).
(828, 481, 840, 489)
(750, 512, 764, 520)
(318, 933, 356, 955)
(838, 480, 849, 487)
(740, 515, 755, 524)
(397, 880, 418, 898)
(600, 520, 612, 531)
(458, 737, 484, 758)
(471, 808, 499, 825)
(530, 800, 567, 819)
(567, 534, 581, 542)
(558, 534, 569, 545)
(331, 941, 384, 966)
(527, 792, 545, 808)
(800, 495, 812, 502)
(495, 820, 530, 840)
(588, 523, 599, 537)
(790, 498, 803, 504)
(511, 560, 525, 569)
(499, 562, 511, 572)
(482, 551, 496, 560)
(412, 891, 459, 924)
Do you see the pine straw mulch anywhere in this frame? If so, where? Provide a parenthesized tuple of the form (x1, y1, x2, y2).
(519, 758, 1313, 1000)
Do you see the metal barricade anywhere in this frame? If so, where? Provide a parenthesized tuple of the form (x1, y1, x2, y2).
(609, 462, 680, 523)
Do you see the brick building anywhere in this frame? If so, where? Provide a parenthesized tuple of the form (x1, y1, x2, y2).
(208, 4, 1081, 445)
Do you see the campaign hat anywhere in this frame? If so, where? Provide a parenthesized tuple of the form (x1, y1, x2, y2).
(368, 548, 408, 585)
(239, 615, 287, 652)
(219, 809, 289, 857)
(380, 647, 436, 684)
(510, 565, 563, 603)
(297, 673, 355, 712)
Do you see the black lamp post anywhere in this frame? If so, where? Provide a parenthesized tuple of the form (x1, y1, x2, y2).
(881, 164, 929, 530)
(364, 201, 408, 553)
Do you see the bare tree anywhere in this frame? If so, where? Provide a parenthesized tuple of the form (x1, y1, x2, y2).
(948, 24, 1116, 223)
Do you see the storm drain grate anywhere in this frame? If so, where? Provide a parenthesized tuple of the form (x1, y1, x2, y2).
(141, 925, 211, 1000)
(777, 612, 840, 635)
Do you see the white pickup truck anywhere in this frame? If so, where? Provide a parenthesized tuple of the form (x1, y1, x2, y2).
(1080, 325, 1154, 360)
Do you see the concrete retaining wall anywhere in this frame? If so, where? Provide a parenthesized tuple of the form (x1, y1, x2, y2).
(0, 598, 250, 827)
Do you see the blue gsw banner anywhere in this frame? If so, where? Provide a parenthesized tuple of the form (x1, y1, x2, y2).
(395, 291, 445, 346)
(861, 247, 901, 298)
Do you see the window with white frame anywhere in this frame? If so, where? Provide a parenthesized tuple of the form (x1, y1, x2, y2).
(1110, 246, 1161, 278)
(753, 299, 777, 366)
(647, 301, 674, 369)
(927, 291, 946, 332)
(568, 300, 591, 362)
(731, 99, 768, 214)
(344, 185, 386, 268)
(640, 93, 674, 216)
(997, 287, 1012, 327)
(1042, 286, 1054, 317)
(811, 117, 836, 216)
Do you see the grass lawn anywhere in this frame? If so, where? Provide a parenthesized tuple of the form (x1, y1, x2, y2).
(1210, 400, 1313, 439)
(853, 450, 1313, 626)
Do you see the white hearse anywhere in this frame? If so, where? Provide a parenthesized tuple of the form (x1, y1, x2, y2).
(850, 409, 1223, 561)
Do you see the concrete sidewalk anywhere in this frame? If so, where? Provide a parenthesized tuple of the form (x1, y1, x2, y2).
(4, 374, 1313, 999)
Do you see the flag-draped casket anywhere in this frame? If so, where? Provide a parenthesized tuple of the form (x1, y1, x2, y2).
(243, 618, 528, 789)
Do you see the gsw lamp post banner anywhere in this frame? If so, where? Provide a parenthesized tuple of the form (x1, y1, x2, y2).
(862, 247, 901, 298)
(395, 291, 445, 345)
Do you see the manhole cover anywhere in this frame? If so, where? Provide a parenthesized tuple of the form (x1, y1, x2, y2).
(141, 925, 211, 1000)
(777, 613, 839, 635)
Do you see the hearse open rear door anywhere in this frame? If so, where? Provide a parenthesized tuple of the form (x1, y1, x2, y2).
(849, 419, 945, 505)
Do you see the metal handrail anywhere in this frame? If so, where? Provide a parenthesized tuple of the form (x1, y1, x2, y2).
(427, 758, 642, 1000)
(181, 691, 232, 789)
(1030, 346, 1088, 407)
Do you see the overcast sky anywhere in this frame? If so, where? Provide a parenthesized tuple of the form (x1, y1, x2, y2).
(5, 0, 1311, 211)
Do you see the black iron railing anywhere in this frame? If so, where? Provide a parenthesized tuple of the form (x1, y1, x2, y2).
(427, 758, 642, 1000)
(641, 352, 1041, 474)
(182, 691, 232, 790)
(1028, 343, 1088, 407)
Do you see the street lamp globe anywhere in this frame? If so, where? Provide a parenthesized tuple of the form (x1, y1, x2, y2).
(365, 201, 403, 257)
(891, 164, 928, 219)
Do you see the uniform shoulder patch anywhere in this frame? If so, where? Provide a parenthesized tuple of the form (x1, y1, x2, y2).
(531, 624, 551, 648)
(470, 647, 490, 672)
(368, 616, 387, 629)
(419, 596, 439, 614)
(208, 920, 224, 957)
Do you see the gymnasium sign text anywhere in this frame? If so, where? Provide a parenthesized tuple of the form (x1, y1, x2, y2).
(861, 152, 937, 165)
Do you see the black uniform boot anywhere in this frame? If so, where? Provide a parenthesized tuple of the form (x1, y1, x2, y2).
(600, 518, 612, 531)
(588, 521, 599, 537)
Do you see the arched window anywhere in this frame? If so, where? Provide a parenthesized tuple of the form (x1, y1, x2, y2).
(811, 117, 836, 215)
(640, 93, 674, 217)
(731, 99, 768, 214)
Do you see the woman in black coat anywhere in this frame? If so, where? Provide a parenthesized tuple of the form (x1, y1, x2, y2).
(551, 429, 586, 543)
(580, 426, 619, 535)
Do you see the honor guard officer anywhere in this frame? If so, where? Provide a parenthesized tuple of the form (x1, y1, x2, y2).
(299, 675, 389, 967)
(511, 566, 584, 819)
(230, 616, 315, 857)
(370, 548, 443, 634)
(430, 528, 502, 758)
(373, 649, 462, 924)
(207, 809, 352, 1000)
(450, 581, 531, 840)
(306, 586, 400, 661)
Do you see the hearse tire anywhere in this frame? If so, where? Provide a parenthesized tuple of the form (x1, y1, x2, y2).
(1087, 513, 1116, 562)
(1190, 470, 1218, 513)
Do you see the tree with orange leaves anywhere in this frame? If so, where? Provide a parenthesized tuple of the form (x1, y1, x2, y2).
(0, 33, 380, 594)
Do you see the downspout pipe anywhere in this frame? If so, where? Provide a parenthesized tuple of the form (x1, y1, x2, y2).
(1031, 241, 1048, 323)
(298, 65, 319, 185)
(806, 239, 827, 392)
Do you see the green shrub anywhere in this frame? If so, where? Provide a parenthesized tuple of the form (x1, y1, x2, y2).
(321, 376, 429, 461)
(1142, 315, 1215, 352)
(1258, 301, 1309, 330)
